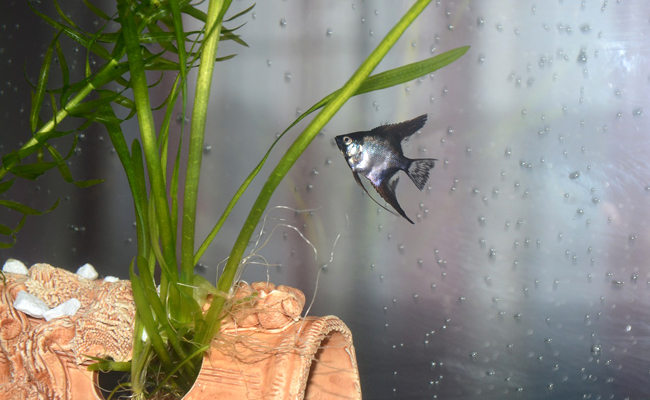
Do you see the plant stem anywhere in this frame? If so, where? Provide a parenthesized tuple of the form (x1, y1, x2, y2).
(199, 0, 433, 345)
(180, 0, 225, 285)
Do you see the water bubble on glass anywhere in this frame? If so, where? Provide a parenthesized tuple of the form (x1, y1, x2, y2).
(279, 18, 287, 27)
(577, 48, 588, 63)
(632, 108, 643, 116)
(326, 28, 332, 37)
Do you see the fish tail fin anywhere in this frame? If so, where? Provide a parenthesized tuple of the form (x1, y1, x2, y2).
(406, 158, 436, 191)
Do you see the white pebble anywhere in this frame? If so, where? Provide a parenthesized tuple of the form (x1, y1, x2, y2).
(103, 276, 119, 283)
(76, 263, 98, 280)
(3, 259, 28, 275)
(43, 298, 81, 321)
(13, 291, 50, 318)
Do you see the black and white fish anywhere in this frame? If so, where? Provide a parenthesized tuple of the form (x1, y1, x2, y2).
(335, 114, 436, 224)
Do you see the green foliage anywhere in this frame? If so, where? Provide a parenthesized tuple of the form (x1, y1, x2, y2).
(2, 0, 468, 397)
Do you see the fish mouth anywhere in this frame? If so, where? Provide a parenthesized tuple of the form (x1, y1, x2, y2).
(334, 135, 346, 153)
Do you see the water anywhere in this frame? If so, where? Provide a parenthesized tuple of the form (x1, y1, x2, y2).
(2, 1, 650, 399)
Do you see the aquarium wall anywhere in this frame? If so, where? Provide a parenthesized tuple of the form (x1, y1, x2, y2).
(2, 1, 650, 399)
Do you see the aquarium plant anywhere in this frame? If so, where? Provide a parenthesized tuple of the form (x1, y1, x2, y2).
(0, 0, 467, 397)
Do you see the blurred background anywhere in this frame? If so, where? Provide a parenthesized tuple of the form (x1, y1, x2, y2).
(2, 1, 650, 399)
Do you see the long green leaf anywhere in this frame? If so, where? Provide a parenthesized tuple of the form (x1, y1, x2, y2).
(194, 46, 469, 264)
(118, 0, 178, 281)
(5, 161, 58, 180)
(54, 39, 70, 99)
(180, 0, 227, 288)
(98, 104, 150, 258)
(82, 0, 111, 20)
(129, 264, 177, 382)
(199, 0, 435, 346)
(53, 0, 77, 28)
(44, 140, 104, 188)
(130, 139, 150, 257)
(28, 2, 112, 61)
(0, 198, 60, 215)
(136, 255, 193, 378)
(168, 0, 189, 252)
(224, 3, 255, 22)
(30, 32, 60, 133)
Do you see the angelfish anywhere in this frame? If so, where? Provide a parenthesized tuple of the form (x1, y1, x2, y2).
(335, 114, 436, 224)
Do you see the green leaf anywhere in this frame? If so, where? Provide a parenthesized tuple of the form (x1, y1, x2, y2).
(0, 178, 15, 194)
(31, 32, 61, 133)
(129, 263, 177, 380)
(224, 3, 255, 22)
(0, 198, 60, 215)
(44, 139, 105, 188)
(135, 254, 192, 376)
(1, 153, 19, 170)
(98, 104, 149, 257)
(8, 162, 59, 180)
(53, 0, 77, 28)
(0, 239, 17, 249)
(180, 0, 230, 289)
(82, 0, 111, 21)
(0, 224, 13, 236)
(215, 54, 237, 62)
(181, 4, 207, 22)
(28, 2, 112, 61)
(86, 356, 131, 372)
(220, 28, 248, 47)
(54, 39, 70, 96)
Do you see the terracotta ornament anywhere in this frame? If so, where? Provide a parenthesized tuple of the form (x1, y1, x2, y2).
(0, 264, 361, 399)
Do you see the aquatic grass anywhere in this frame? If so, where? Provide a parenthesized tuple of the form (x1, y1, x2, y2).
(0, 0, 467, 397)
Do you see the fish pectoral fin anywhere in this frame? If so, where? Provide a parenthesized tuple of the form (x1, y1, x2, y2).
(373, 178, 415, 225)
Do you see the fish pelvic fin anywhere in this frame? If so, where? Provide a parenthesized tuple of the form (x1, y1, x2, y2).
(406, 158, 437, 191)
(352, 171, 405, 221)
(374, 177, 415, 224)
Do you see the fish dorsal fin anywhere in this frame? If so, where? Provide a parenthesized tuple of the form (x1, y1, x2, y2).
(370, 114, 428, 146)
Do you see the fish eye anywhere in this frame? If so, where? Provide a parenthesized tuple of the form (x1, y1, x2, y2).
(343, 136, 352, 145)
